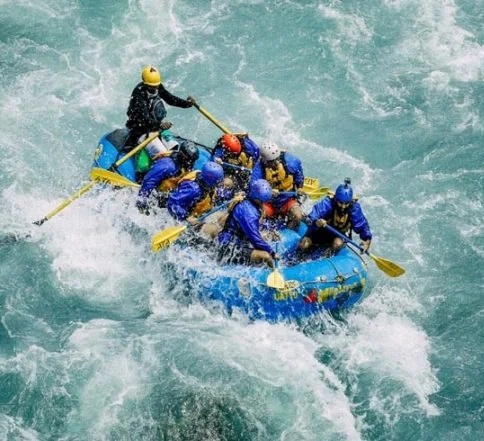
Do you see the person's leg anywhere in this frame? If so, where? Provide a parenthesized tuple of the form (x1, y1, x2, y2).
(331, 237, 345, 253)
(298, 236, 313, 250)
(200, 212, 227, 239)
(286, 202, 303, 230)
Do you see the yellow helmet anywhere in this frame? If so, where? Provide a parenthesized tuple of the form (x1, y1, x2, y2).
(141, 66, 162, 87)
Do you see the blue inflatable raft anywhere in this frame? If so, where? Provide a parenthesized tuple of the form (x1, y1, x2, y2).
(91, 129, 369, 321)
(180, 224, 368, 322)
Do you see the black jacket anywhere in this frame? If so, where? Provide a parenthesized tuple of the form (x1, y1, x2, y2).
(126, 82, 192, 138)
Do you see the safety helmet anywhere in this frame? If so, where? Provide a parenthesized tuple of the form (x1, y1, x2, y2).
(260, 140, 281, 162)
(335, 178, 353, 203)
(221, 134, 241, 155)
(249, 179, 273, 203)
(178, 141, 199, 165)
(141, 66, 162, 87)
(200, 161, 224, 186)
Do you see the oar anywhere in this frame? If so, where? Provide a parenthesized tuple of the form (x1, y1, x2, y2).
(279, 189, 330, 200)
(89, 168, 140, 188)
(151, 199, 232, 252)
(33, 131, 159, 226)
(323, 224, 405, 277)
(267, 243, 285, 289)
(193, 103, 231, 134)
(193, 103, 323, 195)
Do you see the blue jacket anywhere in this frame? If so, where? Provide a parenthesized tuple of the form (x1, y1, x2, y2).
(218, 199, 275, 255)
(138, 156, 180, 200)
(306, 196, 372, 241)
(250, 152, 304, 208)
(167, 180, 206, 221)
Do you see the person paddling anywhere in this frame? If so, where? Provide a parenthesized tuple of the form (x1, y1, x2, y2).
(136, 141, 200, 213)
(125, 65, 196, 160)
(167, 161, 224, 224)
(250, 141, 305, 230)
(299, 178, 372, 255)
(211, 133, 260, 192)
(217, 179, 278, 268)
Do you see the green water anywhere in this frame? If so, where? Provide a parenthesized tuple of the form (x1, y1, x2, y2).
(0, 0, 483, 440)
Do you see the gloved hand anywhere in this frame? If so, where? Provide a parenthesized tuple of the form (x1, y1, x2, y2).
(360, 239, 371, 254)
(159, 120, 173, 131)
(186, 96, 197, 106)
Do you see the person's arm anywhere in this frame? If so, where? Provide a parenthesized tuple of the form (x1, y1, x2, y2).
(235, 203, 274, 255)
(249, 162, 263, 185)
(351, 202, 372, 242)
(138, 159, 177, 199)
(306, 197, 332, 226)
(211, 146, 224, 163)
(167, 182, 200, 220)
(285, 154, 304, 189)
(243, 137, 260, 162)
(158, 84, 193, 108)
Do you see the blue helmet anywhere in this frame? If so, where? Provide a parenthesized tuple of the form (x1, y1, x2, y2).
(200, 161, 224, 186)
(249, 179, 273, 203)
(335, 178, 353, 203)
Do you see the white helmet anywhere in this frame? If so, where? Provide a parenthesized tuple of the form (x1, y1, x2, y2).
(260, 141, 281, 162)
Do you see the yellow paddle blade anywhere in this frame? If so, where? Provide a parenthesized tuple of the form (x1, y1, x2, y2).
(90, 168, 140, 188)
(369, 253, 405, 277)
(151, 225, 188, 252)
(267, 269, 285, 289)
(303, 177, 320, 191)
(304, 187, 331, 200)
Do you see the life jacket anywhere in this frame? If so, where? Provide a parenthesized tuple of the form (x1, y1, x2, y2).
(328, 196, 358, 235)
(158, 166, 188, 191)
(178, 171, 215, 216)
(263, 153, 294, 191)
(221, 147, 254, 170)
(154, 152, 188, 191)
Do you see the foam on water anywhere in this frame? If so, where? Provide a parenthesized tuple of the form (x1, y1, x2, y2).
(1, 0, 483, 439)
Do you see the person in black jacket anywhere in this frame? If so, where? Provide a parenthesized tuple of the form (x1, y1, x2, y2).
(125, 65, 196, 159)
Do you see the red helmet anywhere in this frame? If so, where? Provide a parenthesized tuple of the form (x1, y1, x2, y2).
(221, 134, 241, 155)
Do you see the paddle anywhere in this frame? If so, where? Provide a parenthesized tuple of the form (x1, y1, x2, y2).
(33, 131, 159, 226)
(279, 189, 330, 201)
(323, 224, 405, 277)
(151, 199, 232, 252)
(193, 103, 323, 188)
(89, 168, 140, 188)
(193, 103, 231, 134)
(266, 243, 285, 289)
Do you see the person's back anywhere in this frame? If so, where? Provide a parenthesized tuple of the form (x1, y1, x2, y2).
(136, 141, 200, 213)
(167, 161, 224, 222)
(125, 65, 196, 160)
(217, 179, 276, 267)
